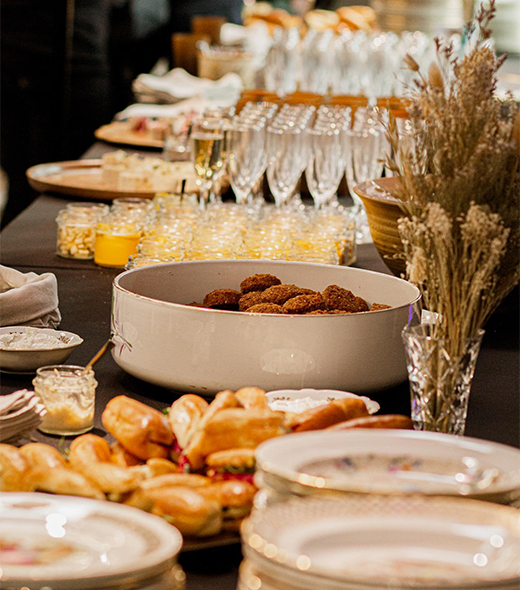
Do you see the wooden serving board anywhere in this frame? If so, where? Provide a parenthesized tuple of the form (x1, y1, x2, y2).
(26, 159, 198, 200)
(95, 122, 164, 149)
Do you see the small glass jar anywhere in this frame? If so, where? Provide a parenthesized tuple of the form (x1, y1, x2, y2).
(33, 365, 97, 436)
(66, 202, 109, 217)
(56, 209, 98, 260)
(94, 212, 143, 268)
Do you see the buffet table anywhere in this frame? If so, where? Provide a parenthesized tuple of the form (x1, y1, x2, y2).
(1, 142, 519, 589)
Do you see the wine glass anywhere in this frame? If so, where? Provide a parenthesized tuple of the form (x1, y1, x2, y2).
(227, 122, 266, 206)
(190, 120, 224, 210)
(344, 127, 385, 243)
(305, 127, 345, 209)
(266, 125, 305, 208)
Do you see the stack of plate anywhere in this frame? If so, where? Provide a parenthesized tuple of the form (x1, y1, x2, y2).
(0, 493, 185, 590)
(372, 0, 465, 34)
(239, 495, 520, 590)
(254, 430, 520, 506)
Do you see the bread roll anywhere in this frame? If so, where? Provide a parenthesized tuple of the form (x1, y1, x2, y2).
(328, 414, 414, 430)
(0, 444, 34, 492)
(198, 480, 256, 508)
(206, 448, 256, 470)
(20, 443, 105, 500)
(185, 408, 284, 469)
(234, 387, 269, 410)
(145, 458, 180, 477)
(168, 394, 208, 449)
(102, 395, 173, 460)
(336, 6, 372, 32)
(110, 441, 143, 467)
(148, 487, 223, 537)
(69, 434, 146, 494)
(291, 398, 369, 432)
(140, 473, 211, 490)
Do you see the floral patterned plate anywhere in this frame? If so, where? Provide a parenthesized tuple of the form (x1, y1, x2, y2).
(0, 493, 183, 589)
(255, 430, 520, 504)
(242, 495, 520, 589)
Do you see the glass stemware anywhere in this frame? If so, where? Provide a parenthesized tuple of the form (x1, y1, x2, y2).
(305, 127, 345, 209)
(190, 120, 224, 209)
(227, 122, 266, 206)
(344, 127, 385, 244)
(266, 125, 305, 208)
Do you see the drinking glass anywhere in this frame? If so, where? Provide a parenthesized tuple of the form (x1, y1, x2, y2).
(344, 127, 385, 243)
(191, 120, 224, 209)
(266, 125, 305, 208)
(305, 128, 345, 208)
(228, 122, 266, 205)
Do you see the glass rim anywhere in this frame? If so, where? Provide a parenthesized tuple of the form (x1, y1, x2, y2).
(35, 364, 95, 376)
(401, 324, 485, 342)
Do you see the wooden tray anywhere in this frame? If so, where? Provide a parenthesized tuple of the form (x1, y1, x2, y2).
(26, 159, 198, 200)
(95, 122, 164, 149)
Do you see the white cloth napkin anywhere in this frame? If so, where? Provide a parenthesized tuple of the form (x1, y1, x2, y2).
(0, 389, 46, 442)
(116, 96, 213, 121)
(0, 265, 61, 328)
(132, 67, 243, 105)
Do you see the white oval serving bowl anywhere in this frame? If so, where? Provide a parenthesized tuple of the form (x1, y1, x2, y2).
(254, 430, 520, 504)
(0, 327, 83, 373)
(111, 260, 420, 395)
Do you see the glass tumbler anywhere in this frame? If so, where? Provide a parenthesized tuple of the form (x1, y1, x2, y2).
(33, 365, 97, 436)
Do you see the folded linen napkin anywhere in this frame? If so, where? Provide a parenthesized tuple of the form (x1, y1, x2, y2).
(132, 67, 243, 105)
(0, 389, 46, 443)
(0, 265, 61, 328)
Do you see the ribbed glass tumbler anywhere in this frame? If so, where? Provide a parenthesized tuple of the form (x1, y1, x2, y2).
(401, 324, 484, 435)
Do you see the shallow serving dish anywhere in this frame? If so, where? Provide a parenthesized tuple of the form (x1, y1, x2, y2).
(266, 388, 380, 415)
(254, 430, 520, 505)
(0, 327, 83, 374)
(241, 495, 520, 590)
(0, 492, 184, 590)
(111, 260, 420, 395)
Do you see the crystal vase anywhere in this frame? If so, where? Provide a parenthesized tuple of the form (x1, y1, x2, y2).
(401, 324, 484, 435)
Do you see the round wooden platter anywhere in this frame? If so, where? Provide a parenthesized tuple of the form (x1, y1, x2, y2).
(95, 121, 164, 149)
(26, 159, 198, 200)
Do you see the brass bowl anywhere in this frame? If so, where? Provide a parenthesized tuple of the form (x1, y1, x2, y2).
(354, 177, 407, 277)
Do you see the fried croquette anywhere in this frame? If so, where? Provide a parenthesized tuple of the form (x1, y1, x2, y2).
(370, 303, 392, 311)
(240, 274, 282, 294)
(283, 293, 326, 314)
(322, 284, 358, 311)
(306, 309, 350, 315)
(353, 296, 370, 312)
(203, 289, 241, 311)
(262, 284, 316, 306)
(239, 291, 267, 311)
(246, 303, 285, 314)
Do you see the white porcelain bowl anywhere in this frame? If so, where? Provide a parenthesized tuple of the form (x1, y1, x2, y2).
(266, 388, 380, 415)
(111, 260, 420, 395)
(0, 327, 83, 374)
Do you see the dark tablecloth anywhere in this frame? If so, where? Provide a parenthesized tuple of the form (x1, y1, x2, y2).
(1, 142, 519, 589)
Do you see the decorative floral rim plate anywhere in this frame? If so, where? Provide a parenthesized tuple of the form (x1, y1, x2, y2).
(255, 430, 520, 501)
(265, 388, 380, 415)
(242, 495, 520, 589)
(0, 493, 182, 589)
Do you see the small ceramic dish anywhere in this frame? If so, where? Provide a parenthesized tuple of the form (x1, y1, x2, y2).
(242, 495, 520, 590)
(0, 327, 83, 373)
(266, 388, 380, 415)
(255, 430, 520, 505)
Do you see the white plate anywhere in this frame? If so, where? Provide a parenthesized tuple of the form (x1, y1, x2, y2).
(266, 388, 380, 415)
(0, 493, 182, 589)
(255, 430, 520, 503)
(0, 327, 83, 373)
(242, 495, 520, 589)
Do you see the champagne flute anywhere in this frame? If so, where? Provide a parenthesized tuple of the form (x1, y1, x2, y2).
(228, 122, 266, 206)
(191, 121, 224, 210)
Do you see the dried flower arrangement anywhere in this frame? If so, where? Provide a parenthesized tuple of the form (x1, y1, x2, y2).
(385, 0, 520, 342)
(384, 1, 519, 433)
